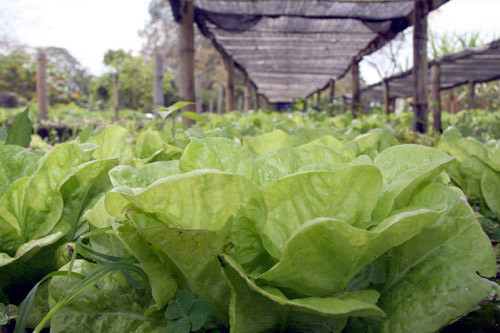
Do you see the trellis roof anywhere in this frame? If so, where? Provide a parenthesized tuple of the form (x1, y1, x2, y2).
(170, 0, 448, 103)
(359, 39, 500, 103)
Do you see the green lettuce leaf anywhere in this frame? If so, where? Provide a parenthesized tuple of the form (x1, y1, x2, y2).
(369, 183, 498, 332)
(105, 170, 269, 321)
(48, 260, 166, 333)
(87, 125, 134, 165)
(261, 166, 383, 259)
(372, 144, 454, 221)
(243, 130, 291, 156)
(481, 167, 500, 215)
(258, 207, 442, 296)
(109, 161, 179, 189)
(179, 137, 257, 182)
(0, 145, 38, 198)
(221, 254, 385, 333)
(254, 147, 297, 186)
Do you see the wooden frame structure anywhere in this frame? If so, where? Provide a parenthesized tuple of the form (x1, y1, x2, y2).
(170, 0, 448, 132)
(357, 39, 500, 132)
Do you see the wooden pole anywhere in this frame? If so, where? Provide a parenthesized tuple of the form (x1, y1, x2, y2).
(328, 79, 335, 116)
(209, 97, 213, 113)
(316, 90, 321, 108)
(389, 98, 396, 114)
(178, 1, 196, 122)
(383, 79, 390, 115)
(195, 76, 202, 113)
(237, 94, 243, 112)
(37, 52, 48, 121)
(225, 57, 235, 113)
(351, 60, 360, 117)
(244, 78, 252, 112)
(431, 63, 442, 133)
(217, 85, 223, 114)
(113, 73, 119, 121)
(252, 83, 259, 110)
(412, 0, 429, 133)
(341, 96, 347, 114)
(255, 93, 261, 110)
(468, 80, 476, 110)
(153, 51, 164, 109)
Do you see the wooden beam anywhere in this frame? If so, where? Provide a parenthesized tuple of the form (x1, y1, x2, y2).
(252, 83, 259, 110)
(113, 73, 119, 121)
(468, 80, 476, 110)
(36, 52, 48, 121)
(178, 1, 196, 122)
(217, 85, 223, 114)
(153, 51, 164, 109)
(328, 79, 335, 116)
(351, 60, 360, 117)
(412, 0, 429, 133)
(382, 79, 390, 115)
(195, 76, 203, 113)
(245, 77, 252, 112)
(431, 63, 442, 133)
(225, 56, 235, 112)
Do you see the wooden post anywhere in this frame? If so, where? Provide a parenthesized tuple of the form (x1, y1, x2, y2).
(468, 80, 476, 110)
(217, 85, 223, 114)
(316, 90, 321, 108)
(389, 98, 396, 114)
(153, 51, 164, 109)
(225, 56, 235, 113)
(383, 79, 390, 115)
(412, 0, 429, 133)
(237, 94, 243, 112)
(113, 73, 119, 121)
(244, 78, 252, 112)
(341, 96, 347, 114)
(195, 76, 202, 113)
(351, 60, 360, 117)
(37, 52, 48, 121)
(431, 63, 442, 133)
(252, 83, 259, 110)
(178, 0, 196, 121)
(209, 97, 213, 113)
(255, 93, 261, 110)
(328, 79, 335, 116)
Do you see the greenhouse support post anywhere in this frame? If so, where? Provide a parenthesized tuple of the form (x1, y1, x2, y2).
(178, 0, 196, 122)
(328, 79, 335, 116)
(153, 51, 164, 109)
(245, 77, 252, 112)
(383, 79, 390, 115)
(37, 52, 48, 121)
(113, 73, 119, 121)
(225, 56, 235, 113)
(431, 63, 442, 133)
(217, 85, 223, 114)
(351, 60, 360, 117)
(468, 80, 476, 110)
(412, 0, 429, 133)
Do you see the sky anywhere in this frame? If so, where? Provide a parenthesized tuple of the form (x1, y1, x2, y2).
(0, 0, 150, 75)
(1, 0, 500, 83)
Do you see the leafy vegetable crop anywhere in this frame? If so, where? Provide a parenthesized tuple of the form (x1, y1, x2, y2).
(0, 108, 498, 332)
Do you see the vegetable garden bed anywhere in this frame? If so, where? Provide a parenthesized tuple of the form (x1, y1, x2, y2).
(0, 107, 499, 332)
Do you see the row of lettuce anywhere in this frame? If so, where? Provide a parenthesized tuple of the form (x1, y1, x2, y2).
(0, 109, 499, 332)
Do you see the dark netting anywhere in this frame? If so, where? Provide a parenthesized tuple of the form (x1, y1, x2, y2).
(359, 39, 500, 103)
(170, 0, 449, 102)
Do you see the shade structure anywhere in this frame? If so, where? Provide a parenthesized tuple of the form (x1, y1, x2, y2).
(170, 0, 448, 103)
(360, 39, 500, 103)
